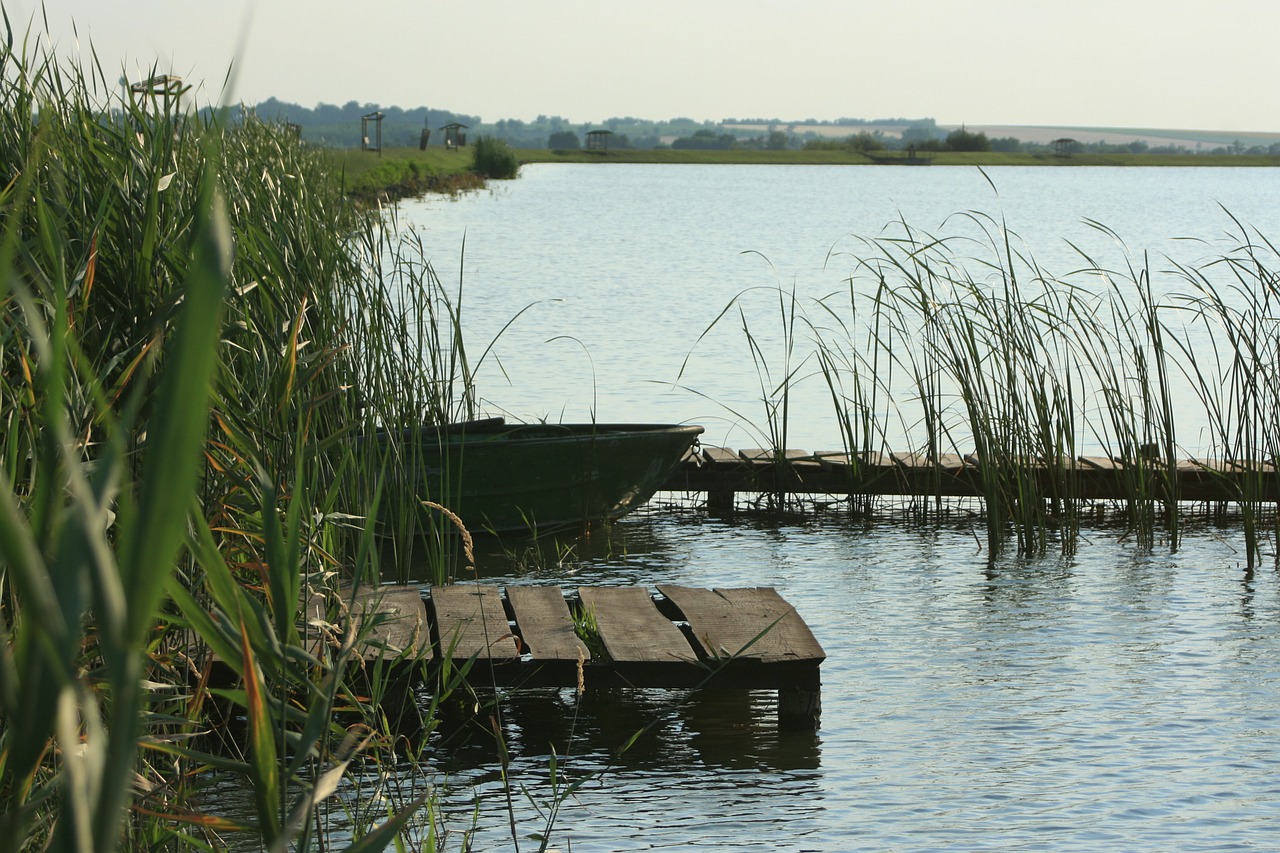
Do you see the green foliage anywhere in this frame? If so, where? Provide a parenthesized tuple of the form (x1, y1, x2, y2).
(470, 135, 521, 179)
(548, 130, 580, 149)
(671, 128, 739, 150)
(945, 127, 992, 152)
(804, 131, 886, 153)
(0, 28, 485, 852)
(572, 604, 608, 660)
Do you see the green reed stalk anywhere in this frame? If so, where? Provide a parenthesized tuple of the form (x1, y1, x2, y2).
(1164, 217, 1280, 567)
(0, 29, 472, 850)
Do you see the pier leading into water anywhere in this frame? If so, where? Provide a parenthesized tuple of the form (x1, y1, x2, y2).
(304, 583, 826, 731)
(660, 445, 1280, 507)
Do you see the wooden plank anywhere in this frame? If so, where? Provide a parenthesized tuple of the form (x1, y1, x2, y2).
(1195, 457, 1277, 474)
(702, 446, 741, 466)
(347, 586, 430, 661)
(578, 586, 696, 663)
(507, 585, 589, 662)
(859, 450, 897, 469)
(301, 586, 430, 662)
(429, 584, 519, 660)
(657, 585, 825, 665)
(891, 451, 931, 470)
(1079, 455, 1122, 470)
(814, 451, 852, 471)
(932, 453, 968, 472)
(739, 448, 810, 462)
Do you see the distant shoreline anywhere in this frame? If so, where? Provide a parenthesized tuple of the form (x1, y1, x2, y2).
(516, 148, 1280, 168)
(328, 145, 1280, 204)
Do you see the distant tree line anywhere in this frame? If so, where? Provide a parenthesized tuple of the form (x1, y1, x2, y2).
(243, 100, 1280, 156)
(802, 126, 1280, 156)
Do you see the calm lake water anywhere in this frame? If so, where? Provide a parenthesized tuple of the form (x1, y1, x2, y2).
(404, 163, 1280, 454)
(352, 166, 1280, 851)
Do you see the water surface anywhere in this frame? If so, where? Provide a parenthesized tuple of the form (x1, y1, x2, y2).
(374, 166, 1280, 851)
(404, 163, 1280, 452)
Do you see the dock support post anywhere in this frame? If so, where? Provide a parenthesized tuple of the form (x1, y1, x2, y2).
(706, 486, 736, 515)
(778, 672, 821, 731)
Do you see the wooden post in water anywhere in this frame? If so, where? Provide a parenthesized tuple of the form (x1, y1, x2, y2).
(778, 670, 822, 731)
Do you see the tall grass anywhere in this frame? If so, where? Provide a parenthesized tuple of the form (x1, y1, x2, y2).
(470, 135, 520, 180)
(696, 206, 1279, 561)
(0, 28, 479, 851)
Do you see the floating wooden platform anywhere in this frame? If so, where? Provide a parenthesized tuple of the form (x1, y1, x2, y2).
(324, 583, 825, 730)
(660, 445, 1280, 505)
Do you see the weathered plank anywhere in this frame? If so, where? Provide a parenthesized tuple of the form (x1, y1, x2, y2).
(429, 584, 519, 660)
(577, 586, 696, 663)
(740, 448, 811, 463)
(860, 450, 897, 468)
(346, 586, 430, 661)
(507, 585, 589, 662)
(813, 451, 851, 471)
(891, 451, 931, 470)
(933, 453, 968, 472)
(701, 446, 741, 466)
(657, 585, 825, 665)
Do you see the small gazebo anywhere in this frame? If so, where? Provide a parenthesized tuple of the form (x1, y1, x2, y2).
(1052, 137, 1079, 157)
(586, 129, 614, 152)
(441, 122, 468, 150)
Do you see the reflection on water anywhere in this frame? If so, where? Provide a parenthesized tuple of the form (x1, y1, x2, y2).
(348, 508, 1280, 851)
(206, 508, 1280, 850)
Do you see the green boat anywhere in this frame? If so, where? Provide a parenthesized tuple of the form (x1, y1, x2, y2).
(382, 420, 704, 534)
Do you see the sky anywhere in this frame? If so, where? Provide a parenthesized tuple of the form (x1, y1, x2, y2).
(9, 0, 1278, 132)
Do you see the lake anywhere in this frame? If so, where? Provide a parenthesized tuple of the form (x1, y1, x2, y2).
(404, 163, 1280, 454)
(377, 165, 1280, 852)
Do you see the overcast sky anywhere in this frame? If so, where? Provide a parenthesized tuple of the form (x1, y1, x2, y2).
(9, 0, 1276, 131)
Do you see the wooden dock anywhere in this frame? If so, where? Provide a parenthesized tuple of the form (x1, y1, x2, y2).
(324, 583, 826, 730)
(660, 445, 1280, 506)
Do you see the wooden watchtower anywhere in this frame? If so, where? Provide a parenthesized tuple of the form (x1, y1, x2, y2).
(362, 111, 384, 153)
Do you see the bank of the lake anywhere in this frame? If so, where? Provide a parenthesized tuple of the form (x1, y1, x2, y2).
(517, 147, 1280, 168)
(329, 145, 1280, 203)
(324, 145, 486, 201)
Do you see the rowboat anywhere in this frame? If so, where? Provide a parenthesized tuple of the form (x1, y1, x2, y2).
(377, 420, 704, 534)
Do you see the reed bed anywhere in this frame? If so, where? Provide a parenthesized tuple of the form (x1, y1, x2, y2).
(694, 205, 1280, 564)
(0, 31, 511, 851)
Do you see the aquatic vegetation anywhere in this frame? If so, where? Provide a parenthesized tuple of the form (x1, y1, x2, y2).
(690, 204, 1280, 564)
(0, 29, 483, 851)
(470, 135, 521, 180)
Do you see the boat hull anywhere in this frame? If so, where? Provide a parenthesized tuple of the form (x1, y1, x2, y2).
(394, 423, 703, 534)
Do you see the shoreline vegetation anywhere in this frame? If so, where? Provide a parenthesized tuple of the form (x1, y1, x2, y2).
(332, 144, 1280, 203)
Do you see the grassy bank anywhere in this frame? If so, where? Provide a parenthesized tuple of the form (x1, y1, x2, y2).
(0, 40, 502, 851)
(323, 145, 486, 200)
(327, 144, 1280, 203)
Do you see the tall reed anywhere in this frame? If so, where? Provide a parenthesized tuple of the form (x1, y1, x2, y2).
(711, 206, 1278, 559)
(0, 28, 470, 850)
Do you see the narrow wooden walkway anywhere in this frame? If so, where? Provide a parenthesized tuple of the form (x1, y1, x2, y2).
(331, 583, 825, 729)
(660, 445, 1280, 504)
